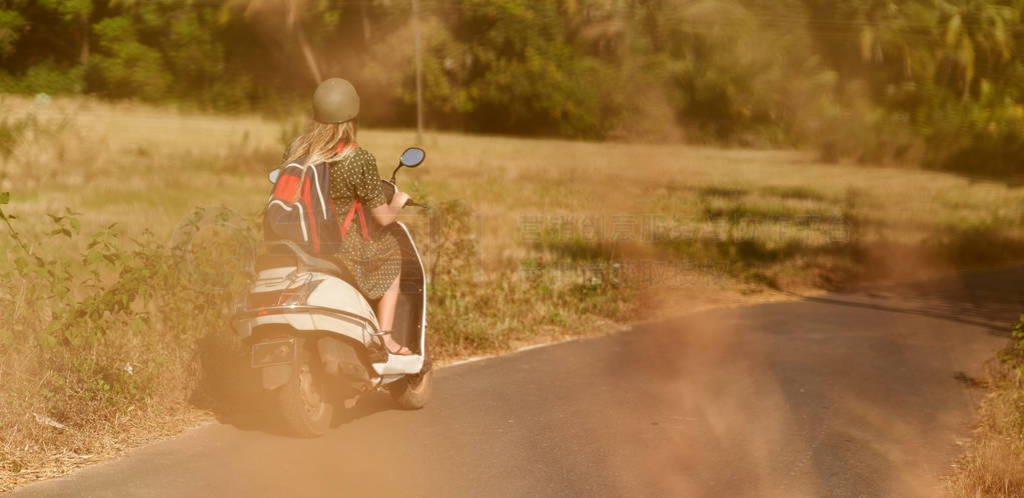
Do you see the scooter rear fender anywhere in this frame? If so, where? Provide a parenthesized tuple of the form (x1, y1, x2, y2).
(242, 311, 372, 345)
(262, 364, 292, 390)
(318, 336, 372, 385)
(256, 336, 374, 391)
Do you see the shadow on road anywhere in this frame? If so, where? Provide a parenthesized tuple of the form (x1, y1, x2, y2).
(330, 391, 399, 428)
(791, 266, 1024, 334)
(202, 388, 400, 437)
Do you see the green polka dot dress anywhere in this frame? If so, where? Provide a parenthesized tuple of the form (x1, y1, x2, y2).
(327, 147, 401, 300)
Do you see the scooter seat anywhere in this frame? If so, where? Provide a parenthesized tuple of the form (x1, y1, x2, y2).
(259, 240, 345, 276)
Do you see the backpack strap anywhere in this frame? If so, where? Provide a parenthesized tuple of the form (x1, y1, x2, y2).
(334, 142, 370, 242)
(340, 201, 370, 241)
(335, 143, 360, 154)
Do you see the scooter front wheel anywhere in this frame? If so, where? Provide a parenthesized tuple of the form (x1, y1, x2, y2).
(388, 368, 433, 410)
(277, 340, 333, 437)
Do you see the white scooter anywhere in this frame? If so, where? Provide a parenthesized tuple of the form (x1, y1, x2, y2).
(232, 148, 431, 437)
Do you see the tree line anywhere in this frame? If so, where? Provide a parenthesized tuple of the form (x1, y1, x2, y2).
(2, 0, 1024, 176)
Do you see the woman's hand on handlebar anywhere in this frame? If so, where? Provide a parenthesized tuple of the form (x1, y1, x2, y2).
(371, 190, 411, 226)
(390, 190, 411, 209)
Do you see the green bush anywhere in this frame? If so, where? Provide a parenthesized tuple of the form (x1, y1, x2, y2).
(86, 16, 171, 100)
(0, 9, 26, 58)
(1005, 315, 1024, 373)
(0, 197, 254, 441)
(920, 85, 1024, 176)
(0, 61, 84, 95)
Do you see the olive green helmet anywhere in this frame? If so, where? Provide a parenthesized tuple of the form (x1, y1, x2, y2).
(313, 77, 360, 124)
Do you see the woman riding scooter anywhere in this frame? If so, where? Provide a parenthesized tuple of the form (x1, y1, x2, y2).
(281, 77, 414, 355)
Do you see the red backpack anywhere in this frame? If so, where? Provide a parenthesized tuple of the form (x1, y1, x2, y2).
(264, 146, 370, 255)
(265, 163, 357, 257)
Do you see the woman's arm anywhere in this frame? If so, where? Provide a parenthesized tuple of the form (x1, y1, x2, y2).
(370, 191, 410, 226)
(341, 149, 409, 225)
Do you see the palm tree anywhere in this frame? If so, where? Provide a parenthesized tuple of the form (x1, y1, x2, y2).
(854, 0, 1022, 99)
(935, 0, 1020, 99)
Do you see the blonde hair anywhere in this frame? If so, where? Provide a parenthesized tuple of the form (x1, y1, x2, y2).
(283, 119, 358, 167)
(281, 120, 357, 201)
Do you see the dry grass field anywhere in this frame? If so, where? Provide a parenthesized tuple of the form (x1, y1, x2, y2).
(945, 352, 1024, 497)
(2, 95, 1023, 491)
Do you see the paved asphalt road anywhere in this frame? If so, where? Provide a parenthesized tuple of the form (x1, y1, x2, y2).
(11, 268, 1024, 497)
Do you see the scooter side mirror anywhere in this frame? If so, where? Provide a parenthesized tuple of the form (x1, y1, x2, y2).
(391, 147, 426, 182)
(400, 147, 425, 168)
(268, 169, 281, 184)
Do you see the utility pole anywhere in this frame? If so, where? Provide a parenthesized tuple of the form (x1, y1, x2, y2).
(413, 0, 424, 144)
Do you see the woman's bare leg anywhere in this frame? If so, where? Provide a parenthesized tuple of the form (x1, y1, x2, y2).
(377, 274, 410, 353)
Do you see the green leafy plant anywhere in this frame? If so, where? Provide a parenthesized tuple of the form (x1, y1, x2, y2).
(1009, 315, 1024, 368)
(1, 195, 257, 442)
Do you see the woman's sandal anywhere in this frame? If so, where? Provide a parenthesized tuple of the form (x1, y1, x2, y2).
(387, 343, 415, 356)
(381, 331, 415, 356)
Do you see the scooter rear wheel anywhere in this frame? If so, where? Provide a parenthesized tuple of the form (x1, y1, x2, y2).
(277, 340, 333, 437)
(388, 366, 433, 410)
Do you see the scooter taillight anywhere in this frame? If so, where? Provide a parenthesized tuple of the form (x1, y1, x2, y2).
(247, 291, 282, 309)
